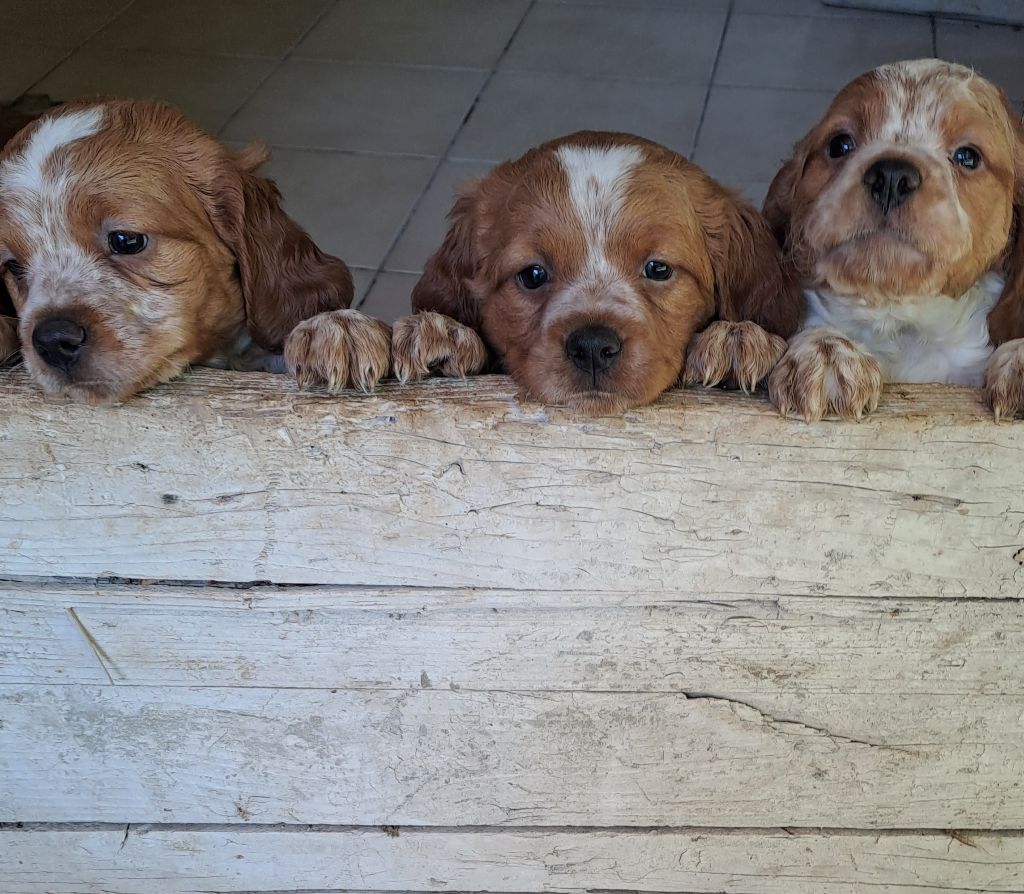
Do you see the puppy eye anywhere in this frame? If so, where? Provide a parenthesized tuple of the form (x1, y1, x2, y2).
(643, 259, 672, 281)
(952, 146, 981, 170)
(107, 231, 149, 255)
(516, 264, 548, 290)
(3, 258, 25, 279)
(828, 133, 856, 158)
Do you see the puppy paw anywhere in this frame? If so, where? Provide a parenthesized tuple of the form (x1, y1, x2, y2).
(683, 320, 787, 392)
(392, 311, 487, 383)
(768, 327, 882, 422)
(284, 309, 391, 393)
(0, 316, 18, 365)
(985, 338, 1024, 422)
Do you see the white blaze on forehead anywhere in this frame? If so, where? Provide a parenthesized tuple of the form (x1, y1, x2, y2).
(873, 61, 976, 147)
(556, 144, 643, 280)
(0, 107, 104, 196)
(0, 107, 106, 320)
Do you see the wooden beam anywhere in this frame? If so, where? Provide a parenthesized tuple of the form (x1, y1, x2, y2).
(1, 369, 1020, 596)
(2, 681, 1021, 827)
(1, 827, 1020, 894)
(3, 581, 1021, 724)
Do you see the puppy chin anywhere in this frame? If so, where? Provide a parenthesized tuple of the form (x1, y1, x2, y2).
(815, 231, 935, 299)
(24, 350, 186, 404)
(519, 362, 674, 414)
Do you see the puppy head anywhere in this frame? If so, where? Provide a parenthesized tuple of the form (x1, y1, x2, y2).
(0, 99, 351, 402)
(413, 132, 793, 412)
(765, 60, 1024, 305)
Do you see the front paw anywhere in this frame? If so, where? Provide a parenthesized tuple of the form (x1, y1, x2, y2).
(284, 309, 391, 393)
(768, 328, 882, 421)
(986, 338, 1024, 421)
(392, 311, 487, 384)
(0, 316, 18, 365)
(682, 320, 787, 392)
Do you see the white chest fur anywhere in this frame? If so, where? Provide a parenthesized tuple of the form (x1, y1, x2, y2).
(803, 272, 1004, 387)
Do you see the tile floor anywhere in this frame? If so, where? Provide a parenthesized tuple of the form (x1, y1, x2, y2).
(5, 0, 1024, 321)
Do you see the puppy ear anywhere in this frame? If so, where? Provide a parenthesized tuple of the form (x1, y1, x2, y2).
(988, 99, 1024, 345)
(763, 157, 800, 249)
(411, 183, 483, 330)
(209, 143, 354, 351)
(699, 180, 803, 339)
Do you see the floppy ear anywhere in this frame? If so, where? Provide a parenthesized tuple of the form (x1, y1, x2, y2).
(209, 144, 354, 352)
(762, 157, 800, 249)
(411, 183, 484, 330)
(699, 181, 804, 339)
(988, 101, 1024, 346)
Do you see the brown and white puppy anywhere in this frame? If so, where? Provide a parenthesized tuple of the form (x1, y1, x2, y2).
(0, 98, 387, 402)
(765, 59, 1024, 420)
(379, 131, 801, 414)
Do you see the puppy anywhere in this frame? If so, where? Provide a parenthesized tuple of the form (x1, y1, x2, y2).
(0, 98, 386, 402)
(378, 131, 801, 413)
(765, 59, 1024, 420)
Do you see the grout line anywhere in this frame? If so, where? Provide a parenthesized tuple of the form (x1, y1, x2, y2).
(216, 0, 342, 138)
(230, 143, 443, 161)
(284, 56, 492, 74)
(690, 0, 734, 158)
(358, 0, 539, 310)
(20, 0, 139, 99)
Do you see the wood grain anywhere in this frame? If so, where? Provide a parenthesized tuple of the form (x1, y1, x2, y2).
(2, 681, 1021, 828)
(1, 368, 1021, 596)
(1, 827, 1020, 894)
(3, 369, 1022, 889)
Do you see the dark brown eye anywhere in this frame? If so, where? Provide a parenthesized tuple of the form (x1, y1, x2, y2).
(952, 146, 981, 169)
(828, 133, 856, 158)
(108, 231, 148, 255)
(643, 259, 672, 281)
(3, 259, 25, 279)
(516, 264, 548, 290)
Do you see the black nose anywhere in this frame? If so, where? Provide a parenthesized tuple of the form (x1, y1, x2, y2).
(863, 157, 922, 215)
(565, 325, 622, 377)
(32, 318, 87, 370)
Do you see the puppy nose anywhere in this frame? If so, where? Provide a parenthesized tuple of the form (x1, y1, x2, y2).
(863, 157, 922, 215)
(565, 325, 622, 375)
(32, 318, 87, 370)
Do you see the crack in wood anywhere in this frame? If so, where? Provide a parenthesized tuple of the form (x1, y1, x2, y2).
(65, 607, 120, 685)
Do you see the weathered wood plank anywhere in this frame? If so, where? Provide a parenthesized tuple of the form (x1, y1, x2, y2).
(3, 582, 1022, 703)
(2, 683, 1022, 828)
(1, 827, 1020, 894)
(1, 369, 1020, 595)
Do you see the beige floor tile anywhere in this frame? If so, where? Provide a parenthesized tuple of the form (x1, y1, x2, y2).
(295, 0, 529, 68)
(357, 271, 419, 323)
(34, 48, 277, 133)
(735, 0, 884, 15)
(91, 0, 332, 57)
(694, 86, 833, 186)
(540, 0, 726, 7)
(450, 71, 705, 162)
(2, 0, 132, 49)
(264, 148, 436, 270)
(741, 181, 772, 210)
(936, 20, 1024, 100)
(716, 12, 933, 90)
(224, 59, 487, 154)
(0, 45, 72, 104)
(500, 2, 725, 81)
(350, 267, 376, 306)
(386, 160, 494, 273)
